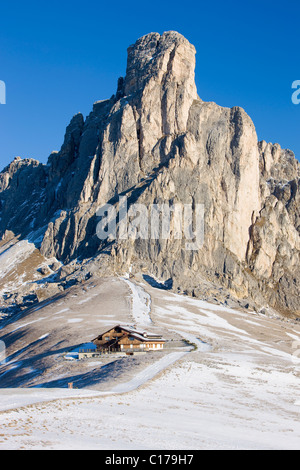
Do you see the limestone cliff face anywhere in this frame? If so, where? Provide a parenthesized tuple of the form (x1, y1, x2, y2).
(0, 31, 299, 316)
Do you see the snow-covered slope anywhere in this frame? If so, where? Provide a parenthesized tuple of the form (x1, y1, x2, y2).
(0, 235, 62, 318)
(0, 276, 299, 449)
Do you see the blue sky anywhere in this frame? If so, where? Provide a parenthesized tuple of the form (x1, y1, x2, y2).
(0, 0, 299, 171)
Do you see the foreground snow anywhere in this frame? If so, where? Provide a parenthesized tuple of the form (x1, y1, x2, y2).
(0, 351, 187, 411)
(0, 353, 299, 450)
(0, 277, 299, 449)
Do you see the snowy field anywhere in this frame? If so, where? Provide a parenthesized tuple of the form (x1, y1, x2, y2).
(0, 248, 299, 449)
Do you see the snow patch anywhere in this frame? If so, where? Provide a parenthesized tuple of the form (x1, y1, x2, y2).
(121, 278, 152, 326)
(0, 240, 36, 279)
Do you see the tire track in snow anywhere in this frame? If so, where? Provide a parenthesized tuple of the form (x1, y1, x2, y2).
(121, 277, 152, 327)
(109, 351, 187, 393)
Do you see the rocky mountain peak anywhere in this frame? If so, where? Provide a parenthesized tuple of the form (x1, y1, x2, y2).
(0, 31, 299, 317)
(124, 31, 197, 98)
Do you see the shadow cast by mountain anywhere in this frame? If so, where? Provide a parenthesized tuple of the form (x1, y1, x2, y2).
(0, 291, 68, 331)
(31, 356, 133, 389)
(0, 340, 84, 388)
(142, 274, 173, 290)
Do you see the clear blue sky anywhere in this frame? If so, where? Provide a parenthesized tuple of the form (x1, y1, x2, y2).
(0, 0, 299, 171)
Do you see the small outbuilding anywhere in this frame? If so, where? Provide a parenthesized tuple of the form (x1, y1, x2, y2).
(93, 324, 165, 354)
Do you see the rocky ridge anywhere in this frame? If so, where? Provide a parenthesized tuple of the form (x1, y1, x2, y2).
(0, 31, 299, 317)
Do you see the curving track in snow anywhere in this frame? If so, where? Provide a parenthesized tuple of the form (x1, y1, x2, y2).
(121, 277, 152, 327)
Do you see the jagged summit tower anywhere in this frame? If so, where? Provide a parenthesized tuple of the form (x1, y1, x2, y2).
(0, 31, 299, 316)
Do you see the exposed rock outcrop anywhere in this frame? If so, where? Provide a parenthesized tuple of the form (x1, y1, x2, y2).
(0, 31, 299, 317)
